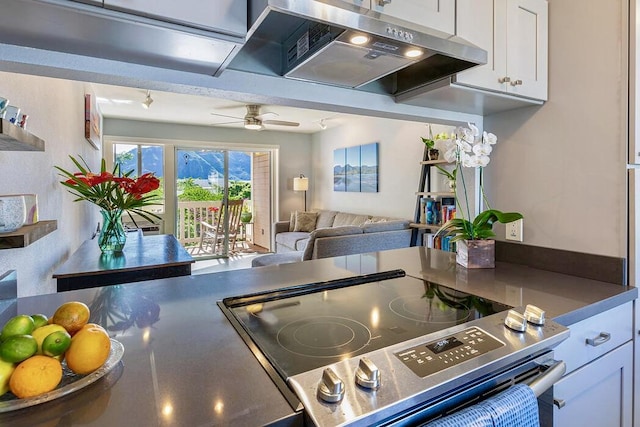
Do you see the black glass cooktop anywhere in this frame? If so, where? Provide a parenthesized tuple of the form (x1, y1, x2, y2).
(221, 270, 511, 379)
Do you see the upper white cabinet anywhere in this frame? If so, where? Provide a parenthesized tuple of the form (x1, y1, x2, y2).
(103, 0, 246, 37)
(456, 0, 548, 100)
(341, 0, 455, 35)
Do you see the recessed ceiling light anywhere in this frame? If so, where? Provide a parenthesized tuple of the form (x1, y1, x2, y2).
(405, 49, 423, 58)
(350, 35, 369, 45)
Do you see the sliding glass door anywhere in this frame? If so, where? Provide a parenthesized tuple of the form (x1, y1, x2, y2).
(175, 147, 253, 258)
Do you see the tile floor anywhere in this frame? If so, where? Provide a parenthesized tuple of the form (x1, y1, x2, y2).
(191, 243, 270, 275)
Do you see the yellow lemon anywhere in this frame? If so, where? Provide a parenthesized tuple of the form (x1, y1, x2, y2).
(0, 358, 16, 396)
(9, 355, 62, 398)
(65, 326, 110, 375)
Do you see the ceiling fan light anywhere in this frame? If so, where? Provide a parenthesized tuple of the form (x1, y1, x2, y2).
(245, 123, 262, 130)
(142, 90, 153, 109)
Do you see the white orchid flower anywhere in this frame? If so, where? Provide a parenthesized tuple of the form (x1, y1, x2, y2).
(483, 131, 497, 145)
(456, 138, 473, 153)
(460, 152, 474, 167)
(444, 147, 458, 163)
(473, 143, 493, 156)
(467, 122, 480, 137)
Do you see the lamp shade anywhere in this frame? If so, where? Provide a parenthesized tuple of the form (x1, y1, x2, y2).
(293, 176, 309, 191)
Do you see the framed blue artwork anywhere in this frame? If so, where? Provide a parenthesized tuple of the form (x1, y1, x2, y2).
(346, 145, 361, 192)
(333, 148, 346, 191)
(360, 143, 378, 192)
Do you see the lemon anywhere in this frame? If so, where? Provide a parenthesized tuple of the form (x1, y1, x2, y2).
(0, 335, 38, 363)
(10, 355, 62, 398)
(32, 324, 67, 354)
(1, 315, 35, 341)
(0, 358, 16, 396)
(42, 331, 71, 357)
(31, 314, 49, 330)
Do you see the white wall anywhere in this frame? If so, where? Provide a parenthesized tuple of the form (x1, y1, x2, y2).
(0, 71, 101, 297)
(102, 119, 313, 222)
(484, 0, 627, 257)
(310, 117, 459, 219)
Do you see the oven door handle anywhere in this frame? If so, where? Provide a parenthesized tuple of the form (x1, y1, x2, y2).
(528, 360, 566, 397)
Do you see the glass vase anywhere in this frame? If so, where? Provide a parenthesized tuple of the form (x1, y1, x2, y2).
(99, 209, 127, 254)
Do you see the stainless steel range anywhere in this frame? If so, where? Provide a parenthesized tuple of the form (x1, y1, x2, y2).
(219, 270, 569, 426)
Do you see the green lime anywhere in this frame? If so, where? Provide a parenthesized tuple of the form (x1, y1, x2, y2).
(1, 315, 35, 341)
(31, 314, 49, 330)
(0, 335, 37, 363)
(42, 331, 71, 357)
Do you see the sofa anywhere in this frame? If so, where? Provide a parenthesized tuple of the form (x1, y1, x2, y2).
(251, 209, 411, 267)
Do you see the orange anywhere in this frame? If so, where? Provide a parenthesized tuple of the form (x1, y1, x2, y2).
(65, 326, 111, 375)
(52, 301, 90, 335)
(9, 355, 62, 398)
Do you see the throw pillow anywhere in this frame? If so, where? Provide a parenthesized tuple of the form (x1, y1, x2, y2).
(294, 211, 318, 232)
(289, 211, 297, 232)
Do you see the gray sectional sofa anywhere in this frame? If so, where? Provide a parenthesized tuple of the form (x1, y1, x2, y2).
(252, 209, 411, 267)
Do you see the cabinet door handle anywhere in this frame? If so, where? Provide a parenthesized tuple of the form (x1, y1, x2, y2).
(510, 79, 523, 86)
(378, 0, 392, 5)
(498, 76, 511, 83)
(553, 398, 566, 409)
(586, 332, 611, 347)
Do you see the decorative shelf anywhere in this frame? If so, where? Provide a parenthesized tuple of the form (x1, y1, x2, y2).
(0, 119, 45, 151)
(0, 220, 57, 249)
(419, 159, 453, 165)
(416, 191, 456, 197)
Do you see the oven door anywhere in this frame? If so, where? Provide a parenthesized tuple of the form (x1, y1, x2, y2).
(382, 352, 565, 426)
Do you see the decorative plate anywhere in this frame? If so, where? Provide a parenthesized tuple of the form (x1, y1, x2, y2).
(0, 338, 124, 412)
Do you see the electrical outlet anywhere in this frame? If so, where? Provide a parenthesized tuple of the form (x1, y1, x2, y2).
(506, 219, 523, 242)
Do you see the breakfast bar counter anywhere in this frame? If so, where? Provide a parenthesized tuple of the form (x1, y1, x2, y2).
(53, 232, 194, 292)
(1, 247, 636, 426)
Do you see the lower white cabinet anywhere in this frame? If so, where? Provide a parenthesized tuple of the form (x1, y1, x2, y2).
(635, 300, 640, 427)
(548, 341, 633, 427)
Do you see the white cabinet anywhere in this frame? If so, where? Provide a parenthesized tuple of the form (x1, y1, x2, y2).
(635, 300, 640, 427)
(341, 0, 455, 35)
(543, 302, 634, 427)
(456, 0, 548, 100)
(550, 342, 633, 427)
(103, 0, 246, 37)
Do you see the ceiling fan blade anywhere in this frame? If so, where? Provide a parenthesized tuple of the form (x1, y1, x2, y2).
(210, 112, 243, 120)
(211, 120, 244, 125)
(255, 111, 278, 120)
(263, 120, 300, 127)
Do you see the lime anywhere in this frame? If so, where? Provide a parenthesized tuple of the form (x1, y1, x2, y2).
(0, 335, 38, 363)
(42, 331, 71, 357)
(31, 314, 49, 330)
(32, 324, 67, 354)
(1, 315, 35, 341)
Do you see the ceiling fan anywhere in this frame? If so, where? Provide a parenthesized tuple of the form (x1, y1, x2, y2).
(210, 104, 300, 130)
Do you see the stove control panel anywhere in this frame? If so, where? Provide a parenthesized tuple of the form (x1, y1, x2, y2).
(394, 327, 504, 378)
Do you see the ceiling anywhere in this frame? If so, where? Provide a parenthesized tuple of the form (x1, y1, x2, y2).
(91, 83, 366, 134)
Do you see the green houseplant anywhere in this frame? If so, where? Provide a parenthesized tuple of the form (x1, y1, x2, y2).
(434, 123, 523, 268)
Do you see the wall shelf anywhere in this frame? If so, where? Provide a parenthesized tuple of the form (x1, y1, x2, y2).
(0, 220, 57, 249)
(0, 119, 45, 151)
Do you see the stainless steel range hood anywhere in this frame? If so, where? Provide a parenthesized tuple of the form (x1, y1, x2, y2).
(229, 0, 487, 94)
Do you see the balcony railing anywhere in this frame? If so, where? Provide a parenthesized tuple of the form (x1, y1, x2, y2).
(176, 200, 223, 246)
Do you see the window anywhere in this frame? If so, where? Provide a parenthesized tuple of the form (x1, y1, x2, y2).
(113, 143, 165, 214)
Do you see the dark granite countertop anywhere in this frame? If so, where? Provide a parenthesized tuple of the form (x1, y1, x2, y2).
(0, 247, 636, 426)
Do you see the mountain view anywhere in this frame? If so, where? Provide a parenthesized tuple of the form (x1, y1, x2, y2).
(117, 146, 251, 181)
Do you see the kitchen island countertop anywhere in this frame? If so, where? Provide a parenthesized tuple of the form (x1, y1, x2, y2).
(0, 246, 636, 426)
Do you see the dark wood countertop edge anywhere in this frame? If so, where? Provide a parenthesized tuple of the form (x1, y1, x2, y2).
(52, 258, 195, 278)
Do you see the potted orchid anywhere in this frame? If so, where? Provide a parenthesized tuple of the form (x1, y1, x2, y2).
(56, 156, 161, 254)
(435, 123, 523, 268)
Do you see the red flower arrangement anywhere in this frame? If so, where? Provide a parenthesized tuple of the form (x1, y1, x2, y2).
(56, 156, 161, 223)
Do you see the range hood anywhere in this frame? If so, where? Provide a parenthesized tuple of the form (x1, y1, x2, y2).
(229, 0, 487, 94)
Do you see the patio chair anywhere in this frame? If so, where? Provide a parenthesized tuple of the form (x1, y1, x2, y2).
(199, 199, 244, 255)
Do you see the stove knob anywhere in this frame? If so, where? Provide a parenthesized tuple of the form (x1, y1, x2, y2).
(524, 304, 546, 325)
(504, 309, 527, 332)
(317, 368, 345, 403)
(355, 357, 380, 390)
